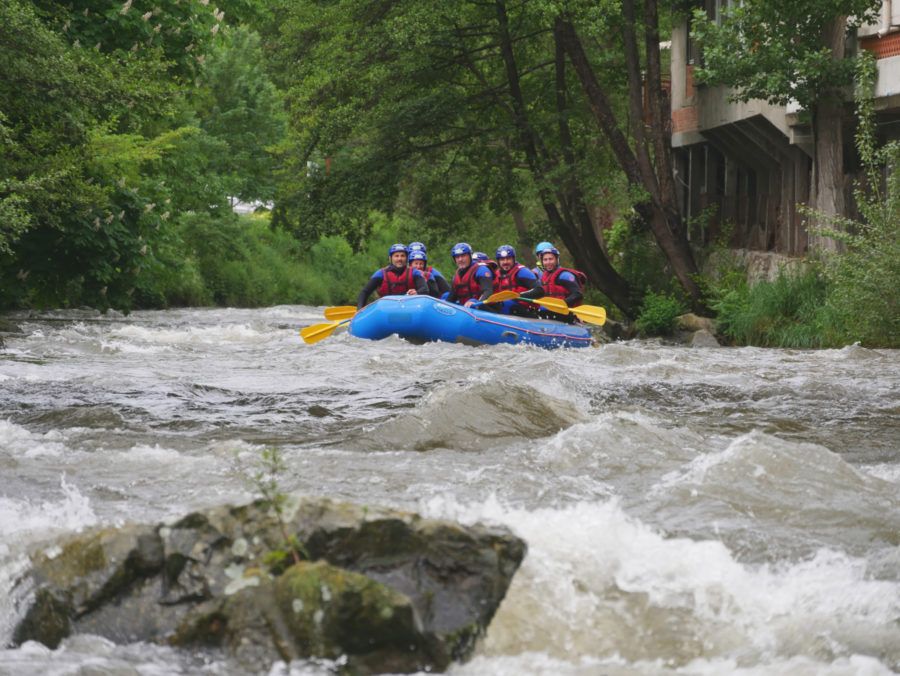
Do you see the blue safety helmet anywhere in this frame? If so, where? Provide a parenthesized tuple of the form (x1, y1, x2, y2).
(408, 241, 426, 253)
(472, 251, 489, 262)
(535, 241, 559, 257)
(495, 245, 516, 260)
(450, 242, 473, 258)
(409, 250, 427, 262)
(388, 243, 408, 257)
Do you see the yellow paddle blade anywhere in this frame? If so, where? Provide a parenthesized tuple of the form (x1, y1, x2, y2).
(532, 296, 569, 314)
(323, 306, 357, 320)
(571, 304, 606, 326)
(483, 291, 520, 303)
(300, 320, 346, 344)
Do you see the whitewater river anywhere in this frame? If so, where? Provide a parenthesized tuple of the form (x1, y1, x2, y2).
(0, 306, 898, 675)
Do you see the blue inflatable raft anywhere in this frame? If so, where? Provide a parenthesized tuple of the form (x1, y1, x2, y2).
(349, 296, 592, 348)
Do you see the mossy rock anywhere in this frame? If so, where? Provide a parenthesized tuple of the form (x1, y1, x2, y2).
(171, 561, 439, 674)
(14, 526, 163, 647)
(13, 497, 526, 673)
(272, 561, 438, 672)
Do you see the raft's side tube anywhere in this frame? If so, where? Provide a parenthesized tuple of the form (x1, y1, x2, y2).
(349, 296, 591, 348)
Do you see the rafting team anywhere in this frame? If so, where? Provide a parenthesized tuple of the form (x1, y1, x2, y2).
(357, 241, 587, 323)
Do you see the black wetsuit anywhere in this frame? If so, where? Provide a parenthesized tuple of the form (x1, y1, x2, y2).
(430, 273, 451, 297)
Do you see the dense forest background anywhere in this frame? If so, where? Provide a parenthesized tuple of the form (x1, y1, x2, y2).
(1, 0, 897, 346)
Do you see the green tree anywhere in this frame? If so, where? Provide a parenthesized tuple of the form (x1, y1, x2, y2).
(0, 0, 127, 306)
(31, 0, 220, 80)
(195, 26, 285, 202)
(555, 0, 708, 312)
(263, 0, 644, 315)
(0, 0, 232, 310)
(691, 0, 882, 248)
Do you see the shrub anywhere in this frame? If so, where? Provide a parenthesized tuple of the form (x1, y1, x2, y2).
(635, 291, 686, 336)
(812, 52, 900, 348)
(821, 216, 899, 347)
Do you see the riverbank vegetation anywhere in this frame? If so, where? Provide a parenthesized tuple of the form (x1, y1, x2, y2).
(710, 52, 899, 349)
(1, 0, 896, 348)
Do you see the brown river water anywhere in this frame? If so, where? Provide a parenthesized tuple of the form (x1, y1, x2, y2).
(0, 306, 898, 675)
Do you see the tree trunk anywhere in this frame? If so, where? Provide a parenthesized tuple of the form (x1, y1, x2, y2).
(495, 0, 635, 316)
(808, 16, 848, 252)
(620, 2, 657, 195)
(556, 17, 708, 312)
(642, 0, 679, 220)
(511, 209, 534, 266)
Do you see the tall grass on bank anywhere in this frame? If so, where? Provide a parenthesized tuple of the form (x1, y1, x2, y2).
(134, 208, 535, 309)
(712, 244, 898, 350)
(820, 215, 899, 348)
(713, 269, 828, 348)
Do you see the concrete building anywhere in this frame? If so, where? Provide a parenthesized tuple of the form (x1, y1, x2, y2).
(669, 0, 900, 255)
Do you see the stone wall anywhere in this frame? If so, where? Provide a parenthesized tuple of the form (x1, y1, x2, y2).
(703, 248, 810, 285)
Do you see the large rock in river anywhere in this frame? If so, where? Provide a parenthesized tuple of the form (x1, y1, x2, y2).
(12, 497, 526, 673)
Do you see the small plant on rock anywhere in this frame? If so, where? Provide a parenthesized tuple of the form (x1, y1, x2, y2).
(245, 446, 308, 570)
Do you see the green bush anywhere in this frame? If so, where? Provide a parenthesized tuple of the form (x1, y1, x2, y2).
(168, 210, 311, 307)
(635, 291, 686, 336)
(821, 220, 899, 348)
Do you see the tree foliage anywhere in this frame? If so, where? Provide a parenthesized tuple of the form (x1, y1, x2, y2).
(691, 0, 880, 110)
(195, 26, 285, 201)
(1, 0, 894, 344)
(260, 0, 645, 312)
(0, 0, 284, 310)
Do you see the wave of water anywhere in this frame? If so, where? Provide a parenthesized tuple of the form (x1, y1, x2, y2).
(418, 497, 900, 671)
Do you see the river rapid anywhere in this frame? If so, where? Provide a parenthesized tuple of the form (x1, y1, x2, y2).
(0, 306, 898, 675)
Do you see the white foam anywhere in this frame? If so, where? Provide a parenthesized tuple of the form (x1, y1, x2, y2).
(861, 463, 900, 484)
(109, 323, 268, 346)
(0, 476, 97, 544)
(0, 419, 66, 458)
(0, 635, 241, 675)
(0, 419, 34, 445)
(451, 652, 895, 675)
(675, 654, 894, 675)
(98, 339, 165, 354)
(418, 496, 900, 668)
(126, 443, 184, 463)
(0, 554, 31, 646)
